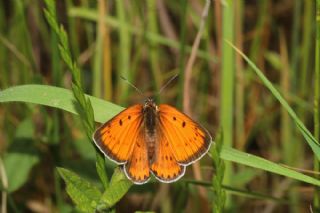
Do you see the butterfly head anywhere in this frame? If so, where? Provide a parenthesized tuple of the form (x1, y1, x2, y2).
(144, 98, 158, 111)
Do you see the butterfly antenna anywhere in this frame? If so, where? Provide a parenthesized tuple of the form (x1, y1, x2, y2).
(157, 74, 179, 95)
(120, 76, 145, 97)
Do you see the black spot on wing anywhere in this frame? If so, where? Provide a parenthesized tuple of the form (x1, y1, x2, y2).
(182, 121, 186, 127)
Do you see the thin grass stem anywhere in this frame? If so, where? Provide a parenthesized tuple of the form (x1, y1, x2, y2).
(221, 0, 235, 208)
(313, 0, 320, 209)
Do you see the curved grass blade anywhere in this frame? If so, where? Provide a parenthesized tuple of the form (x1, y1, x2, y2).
(221, 147, 320, 186)
(225, 40, 320, 160)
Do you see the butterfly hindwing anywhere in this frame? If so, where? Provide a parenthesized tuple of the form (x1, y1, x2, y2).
(158, 104, 212, 165)
(150, 128, 185, 182)
(93, 104, 143, 164)
(124, 129, 150, 184)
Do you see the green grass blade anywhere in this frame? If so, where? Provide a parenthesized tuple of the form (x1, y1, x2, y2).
(147, 0, 161, 93)
(220, 147, 320, 186)
(1, 84, 320, 186)
(115, 0, 131, 103)
(314, 0, 320, 207)
(226, 40, 320, 160)
(221, 1, 235, 207)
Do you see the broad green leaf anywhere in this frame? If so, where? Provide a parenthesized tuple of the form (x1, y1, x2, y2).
(4, 119, 40, 192)
(57, 167, 102, 213)
(226, 40, 320, 160)
(97, 168, 133, 211)
(1, 85, 320, 186)
(0, 84, 122, 123)
(5, 147, 39, 192)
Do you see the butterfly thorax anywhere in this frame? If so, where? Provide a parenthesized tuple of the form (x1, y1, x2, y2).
(143, 98, 159, 163)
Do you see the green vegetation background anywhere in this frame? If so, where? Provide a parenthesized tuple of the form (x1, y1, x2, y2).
(0, 1, 320, 212)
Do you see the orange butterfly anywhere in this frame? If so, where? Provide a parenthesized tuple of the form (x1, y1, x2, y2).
(93, 98, 212, 184)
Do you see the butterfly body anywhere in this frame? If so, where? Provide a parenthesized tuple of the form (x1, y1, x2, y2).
(93, 98, 212, 184)
(143, 99, 158, 163)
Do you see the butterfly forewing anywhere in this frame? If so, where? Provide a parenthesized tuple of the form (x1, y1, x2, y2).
(93, 104, 144, 164)
(158, 104, 212, 165)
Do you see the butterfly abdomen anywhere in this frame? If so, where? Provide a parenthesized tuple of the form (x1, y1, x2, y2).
(145, 128, 156, 163)
(143, 99, 159, 163)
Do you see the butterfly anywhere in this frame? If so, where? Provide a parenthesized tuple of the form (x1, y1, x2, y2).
(93, 98, 212, 184)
